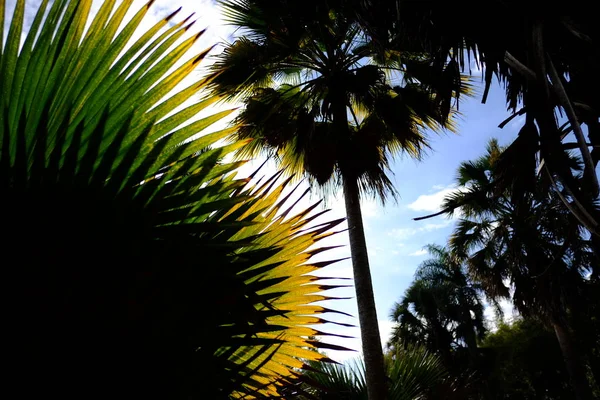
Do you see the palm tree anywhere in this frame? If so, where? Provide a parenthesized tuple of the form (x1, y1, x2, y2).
(353, 0, 600, 235)
(389, 280, 456, 365)
(1, 1, 348, 398)
(388, 245, 486, 368)
(209, 2, 468, 397)
(414, 245, 487, 365)
(439, 139, 598, 399)
(289, 344, 447, 400)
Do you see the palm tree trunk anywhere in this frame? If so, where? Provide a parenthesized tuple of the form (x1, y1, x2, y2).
(330, 76, 386, 398)
(343, 175, 387, 400)
(464, 329, 479, 366)
(463, 312, 480, 368)
(551, 320, 593, 400)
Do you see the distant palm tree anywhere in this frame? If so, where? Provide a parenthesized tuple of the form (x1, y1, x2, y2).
(389, 245, 486, 367)
(441, 139, 598, 400)
(389, 280, 456, 365)
(209, 2, 468, 397)
(414, 245, 487, 364)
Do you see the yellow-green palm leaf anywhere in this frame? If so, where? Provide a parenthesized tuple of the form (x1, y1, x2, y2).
(1, 1, 348, 398)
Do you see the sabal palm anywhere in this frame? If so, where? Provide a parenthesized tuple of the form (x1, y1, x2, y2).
(441, 139, 598, 399)
(1, 1, 348, 398)
(210, 2, 466, 397)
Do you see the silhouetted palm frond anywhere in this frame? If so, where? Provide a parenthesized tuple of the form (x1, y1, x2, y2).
(1, 1, 349, 398)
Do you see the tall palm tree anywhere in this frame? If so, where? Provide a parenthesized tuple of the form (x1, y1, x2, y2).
(209, 2, 468, 397)
(1, 1, 348, 398)
(388, 245, 486, 367)
(353, 0, 600, 234)
(440, 139, 599, 400)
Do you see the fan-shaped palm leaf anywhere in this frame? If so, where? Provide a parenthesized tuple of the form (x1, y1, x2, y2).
(1, 1, 348, 398)
(294, 344, 445, 400)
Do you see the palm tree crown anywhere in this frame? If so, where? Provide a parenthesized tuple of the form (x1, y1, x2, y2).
(210, 0, 468, 198)
(443, 140, 597, 318)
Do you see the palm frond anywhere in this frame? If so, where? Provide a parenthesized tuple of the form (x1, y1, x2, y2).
(209, 37, 275, 99)
(295, 344, 445, 400)
(387, 344, 447, 400)
(1, 2, 348, 398)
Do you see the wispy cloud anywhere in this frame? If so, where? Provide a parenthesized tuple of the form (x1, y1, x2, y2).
(387, 220, 452, 240)
(361, 198, 381, 218)
(407, 185, 457, 212)
(408, 249, 428, 257)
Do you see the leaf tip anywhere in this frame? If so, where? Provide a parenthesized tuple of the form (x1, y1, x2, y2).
(195, 28, 207, 40)
(184, 20, 197, 32)
(165, 7, 182, 22)
(182, 13, 196, 24)
(193, 44, 214, 65)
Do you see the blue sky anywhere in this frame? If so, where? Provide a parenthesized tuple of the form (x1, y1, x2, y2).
(6, 0, 522, 361)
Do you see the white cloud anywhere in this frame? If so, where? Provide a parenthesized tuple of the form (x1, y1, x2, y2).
(407, 185, 457, 212)
(408, 249, 428, 257)
(387, 219, 452, 240)
(387, 228, 414, 240)
(361, 198, 381, 218)
(379, 320, 396, 349)
(422, 221, 453, 230)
